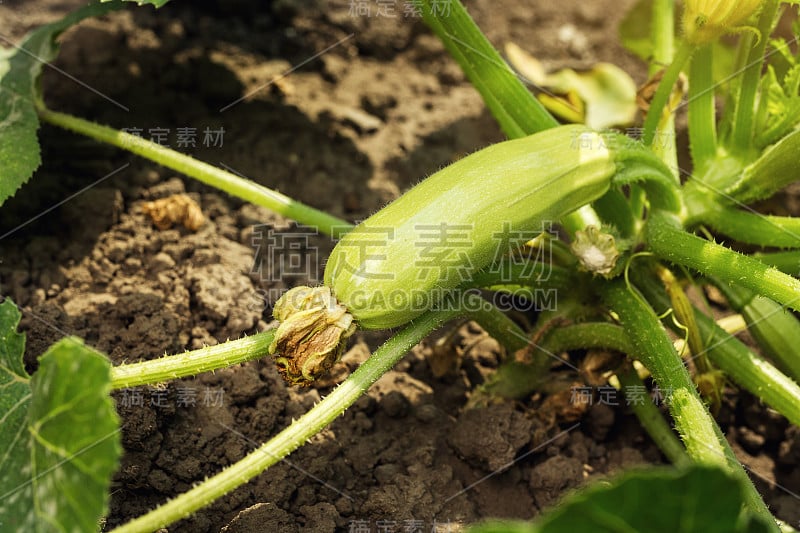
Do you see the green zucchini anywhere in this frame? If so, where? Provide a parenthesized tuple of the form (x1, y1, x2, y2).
(326, 124, 656, 328)
(270, 124, 676, 384)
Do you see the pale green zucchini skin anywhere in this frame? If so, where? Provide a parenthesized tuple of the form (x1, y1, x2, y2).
(324, 125, 617, 329)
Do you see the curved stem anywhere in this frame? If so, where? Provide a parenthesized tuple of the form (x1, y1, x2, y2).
(601, 282, 776, 529)
(643, 41, 694, 147)
(646, 211, 800, 310)
(466, 293, 530, 353)
(592, 189, 636, 237)
(493, 320, 692, 467)
(617, 366, 691, 468)
(110, 307, 461, 533)
(37, 107, 352, 238)
(110, 331, 275, 389)
(543, 322, 632, 353)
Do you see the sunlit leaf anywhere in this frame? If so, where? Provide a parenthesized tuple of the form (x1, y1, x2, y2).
(0, 1, 124, 206)
(0, 299, 121, 532)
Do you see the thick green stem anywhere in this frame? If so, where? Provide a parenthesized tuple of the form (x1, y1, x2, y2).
(646, 211, 800, 310)
(649, 0, 678, 172)
(720, 32, 754, 140)
(601, 282, 776, 528)
(601, 284, 718, 440)
(638, 272, 800, 427)
(524, 321, 691, 468)
(650, 0, 674, 76)
(617, 366, 691, 467)
(593, 190, 636, 237)
(416, 0, 557, 138)
(699, 207, 800, 248)
(467, 295, 529, 353)
(688, 45, 717, 171)
(543, 322, 632, 353)
(37, 107, 351, 237)
(731, 0, 780, 151)
(643, 41, 694, 147)
(110, 331, 275, 389)
(110, 307, 460, 533)
(710, 282, 800, 384)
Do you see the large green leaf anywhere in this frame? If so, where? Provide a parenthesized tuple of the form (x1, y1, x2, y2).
(469, 466, 772, 533)
(0, 298, 30, 522)
(0, 1, 124, 206)
(0, 299, 121, 532)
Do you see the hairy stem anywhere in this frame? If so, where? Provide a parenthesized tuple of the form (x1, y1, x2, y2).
(601, 282, 776, 528)
(467, 296, 530, 353)
(37, 107, 351, 237)
(617, 366, 691, 468)
(646, 211, 800, 310)
(638, 272, 800, 426)
(110, 331, 275, 389)
(416, 0, 557, 138)
(649, 0, 678, 171)
(110, 306, 461, 533)
(513, 321, 692, 467)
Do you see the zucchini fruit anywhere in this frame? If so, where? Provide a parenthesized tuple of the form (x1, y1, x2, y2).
(270, 124, 677, 384)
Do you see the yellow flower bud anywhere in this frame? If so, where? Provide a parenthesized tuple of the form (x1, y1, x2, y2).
(683, 0, 763, 45)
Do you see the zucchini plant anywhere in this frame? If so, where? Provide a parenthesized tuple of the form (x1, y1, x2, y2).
(1, 0, 800, 531)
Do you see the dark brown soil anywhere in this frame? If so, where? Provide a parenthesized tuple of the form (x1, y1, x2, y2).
(1, 1, 798, 531)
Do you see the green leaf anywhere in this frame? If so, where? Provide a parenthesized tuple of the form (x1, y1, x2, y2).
(0, 50, 42, 206)
(755, 62, 800, 147)
(0, 1, 125, 206)
(0, 298, 30, 524)
(468, 466, 773, 533)
(0, 298, 121, 533)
